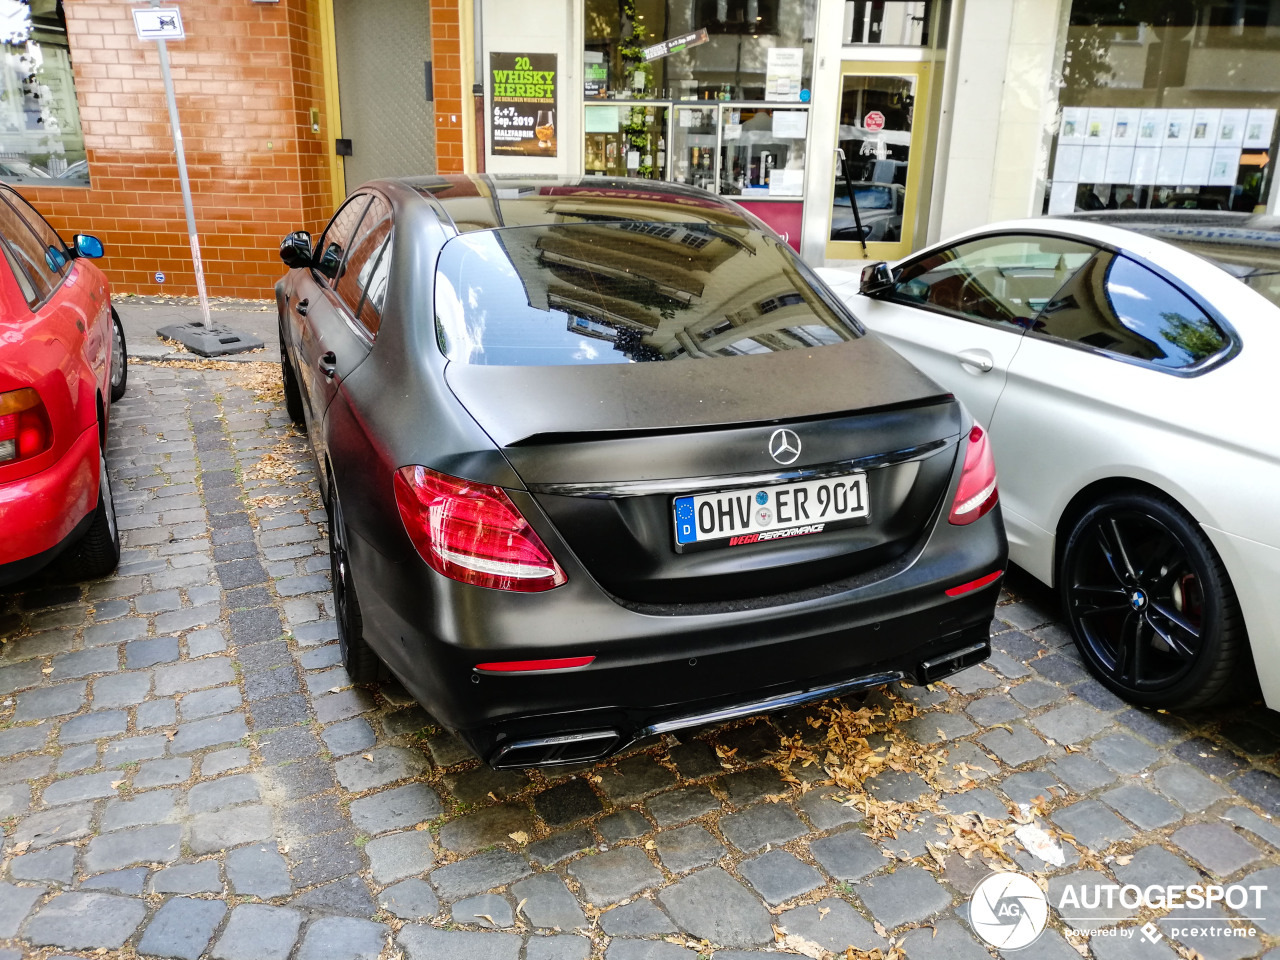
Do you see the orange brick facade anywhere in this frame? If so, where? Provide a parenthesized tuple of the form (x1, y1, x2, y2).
(11, 0, 470, 299)
(430, 0, 466, 174)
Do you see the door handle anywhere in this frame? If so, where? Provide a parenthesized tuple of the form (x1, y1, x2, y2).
(956, 348, 994, 373)
(319, 350, 337, 378)
(295, 298, 309, 317)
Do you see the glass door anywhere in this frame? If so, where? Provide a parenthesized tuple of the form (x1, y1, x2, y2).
(825, 62, 933, 262)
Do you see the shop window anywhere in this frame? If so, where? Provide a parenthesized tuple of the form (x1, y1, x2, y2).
(0, 1, 88, 185)
(844, 1, 940, 46)
(1046, 0, 1280, 215)
(584, 0, 815, 102)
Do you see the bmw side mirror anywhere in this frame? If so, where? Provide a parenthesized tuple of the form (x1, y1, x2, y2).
(73, 234, 103, 259)
(280, 230, 313, 269)
(859, 260, 894, 297)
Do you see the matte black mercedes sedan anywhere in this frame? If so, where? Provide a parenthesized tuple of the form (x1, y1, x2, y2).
(276, 175, 1006, 768)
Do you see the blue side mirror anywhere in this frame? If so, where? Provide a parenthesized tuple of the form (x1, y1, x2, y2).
(74, 234, 104, 259)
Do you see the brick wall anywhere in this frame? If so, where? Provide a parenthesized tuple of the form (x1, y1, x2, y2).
(430, 0, 466, 173)
(13, 0, 334, 300)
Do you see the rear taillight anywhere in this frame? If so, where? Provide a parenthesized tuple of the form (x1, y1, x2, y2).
(948, 424, 998, 525)
(393, 465, 567, 592)
(0, 388, 52, 465)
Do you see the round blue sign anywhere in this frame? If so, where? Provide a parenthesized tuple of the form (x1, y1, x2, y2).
(755, 491, 768, 505)
(799, 89, 811, 103)
(154, 271, 165, 283)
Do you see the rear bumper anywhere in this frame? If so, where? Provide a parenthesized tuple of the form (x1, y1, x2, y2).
(0, 426, 99, 585)
(350, 496, 1006, 767)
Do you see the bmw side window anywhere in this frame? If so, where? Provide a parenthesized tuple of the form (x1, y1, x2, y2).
(334, 195, 391, 325)
(0, 197, 55, 302)
(315, 195, 371, 282)
(4, 192, 69, 277)
(1033, 252, 1230, 370)
(889, 235, 1097, 332)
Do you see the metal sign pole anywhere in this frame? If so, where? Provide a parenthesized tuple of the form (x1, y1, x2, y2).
(138, 4, 263, 357)
(155, 35, 211, 331)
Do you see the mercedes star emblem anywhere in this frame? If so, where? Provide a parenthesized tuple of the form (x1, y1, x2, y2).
(768, 428, 801, 465)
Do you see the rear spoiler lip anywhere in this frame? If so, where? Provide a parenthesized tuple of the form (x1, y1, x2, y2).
(525, 435, 958, 499)
(504, 393, 956, 448)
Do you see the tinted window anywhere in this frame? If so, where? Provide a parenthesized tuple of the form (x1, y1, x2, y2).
(4, 191, 69, 277)
(315, 195, 370, 280)
(1035, 253, 1230, 369)
(435, 224, 859, 366)
(891, 235, 1096, 331)
(334, 195, 391, 323)
(356, 237, 393, 335)
(0, 237, 37, 305)
(0, 195, 57, 301)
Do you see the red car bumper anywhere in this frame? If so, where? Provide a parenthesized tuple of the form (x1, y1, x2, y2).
(0, 424, 99, 583)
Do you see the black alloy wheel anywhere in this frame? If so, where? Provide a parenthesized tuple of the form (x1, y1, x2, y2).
(280, 324, 306, 428)
(1060, 491, 1245, 709)
(109, 308, 128, 402)
(327, 479, 379, 683)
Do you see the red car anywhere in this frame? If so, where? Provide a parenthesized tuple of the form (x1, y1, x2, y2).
(0, 183, 126, 586)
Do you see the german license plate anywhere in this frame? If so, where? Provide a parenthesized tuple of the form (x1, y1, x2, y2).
(673, 473, 869, 551)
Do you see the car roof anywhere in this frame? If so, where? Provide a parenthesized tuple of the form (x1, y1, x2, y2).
(389, 174, 757, 233)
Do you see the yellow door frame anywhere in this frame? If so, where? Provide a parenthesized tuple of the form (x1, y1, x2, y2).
(825, 60, 932, 263)
(316, 0, 346, 209)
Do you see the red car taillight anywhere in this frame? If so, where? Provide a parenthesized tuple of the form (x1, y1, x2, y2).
(393, 465, 567, 592)
(948, 424, 998, 525)
(0, 388, 52, 465)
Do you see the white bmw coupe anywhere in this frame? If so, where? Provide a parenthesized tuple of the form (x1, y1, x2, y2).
(821, 213, 1280, 711)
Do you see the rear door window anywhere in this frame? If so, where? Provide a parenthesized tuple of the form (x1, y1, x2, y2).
(889, 235, 1097, 332)
(1032, 252, 1230, 369)
(3, 190, 69, 277)
(333, 195, 391, 332)
(0, 195, 57, 302)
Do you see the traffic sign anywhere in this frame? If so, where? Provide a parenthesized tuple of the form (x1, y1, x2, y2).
(864, 110, 886, 132)
(133, 8, 184, 41)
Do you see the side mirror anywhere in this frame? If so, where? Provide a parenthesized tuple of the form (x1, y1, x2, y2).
(279, 230, 313, 269)
(73, 234, 103, 259)
(859, 260, 894, 297)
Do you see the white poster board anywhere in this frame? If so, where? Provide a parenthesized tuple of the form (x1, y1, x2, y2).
(766, 48, 803, 101)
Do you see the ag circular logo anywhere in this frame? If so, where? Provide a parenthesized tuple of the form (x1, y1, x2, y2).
(969, 872, 1048, 951)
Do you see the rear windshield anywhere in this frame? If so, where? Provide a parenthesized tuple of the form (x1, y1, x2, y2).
(434, 223, 861, 365)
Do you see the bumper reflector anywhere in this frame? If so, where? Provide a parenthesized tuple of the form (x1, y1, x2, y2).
(475, 656, 595, 674)
(944, 569, 1004, 597)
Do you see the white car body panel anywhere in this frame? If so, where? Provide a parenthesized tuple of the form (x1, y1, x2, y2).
(820, 217, 1280, 706)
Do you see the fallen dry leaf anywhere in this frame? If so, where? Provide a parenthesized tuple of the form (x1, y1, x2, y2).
(508, 831, 529, 844)
(818, 906, 830, 921)
(362, 754, 374, 762)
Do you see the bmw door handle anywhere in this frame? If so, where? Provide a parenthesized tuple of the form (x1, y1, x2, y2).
(319, 351, 337, 378)
(956, 348, 994, 373)
(295, 298, 309, 317)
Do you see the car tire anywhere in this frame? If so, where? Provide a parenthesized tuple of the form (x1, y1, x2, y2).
(109, 308, 127, 402)
(280, 327, 306, 428)
(57, 444, 121, 581)
(327, 479, 379, 684)
(1059, 491, 1246, 709)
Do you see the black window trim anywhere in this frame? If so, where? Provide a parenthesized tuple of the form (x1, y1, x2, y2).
(0, 185, 71, 310)
(312, 192, 373, 287)
(879, 227, 1242, 378)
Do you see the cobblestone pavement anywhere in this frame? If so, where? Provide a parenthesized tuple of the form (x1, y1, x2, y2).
(1, 362, 1279, 960)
